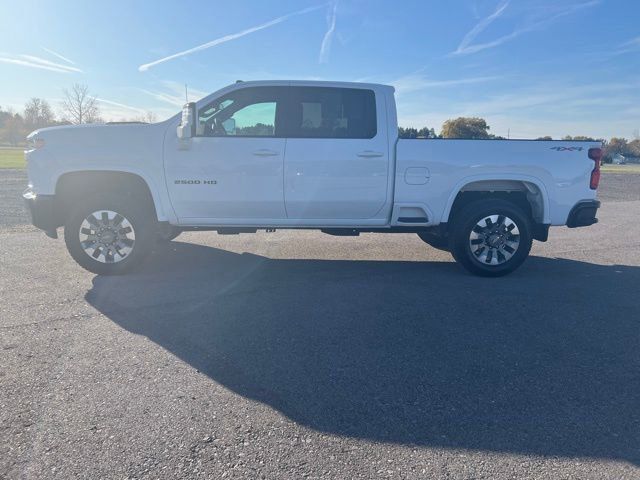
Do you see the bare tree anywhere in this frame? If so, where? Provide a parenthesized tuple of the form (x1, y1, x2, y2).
(114, 111, 158, 124)
(142, 111, 157, 123)
(24, 98, 55, 130)
(61, 84, 101, 124)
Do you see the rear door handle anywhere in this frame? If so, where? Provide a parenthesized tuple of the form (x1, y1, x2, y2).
(357, 151, 384, 158)
(253, 149, 279, 157)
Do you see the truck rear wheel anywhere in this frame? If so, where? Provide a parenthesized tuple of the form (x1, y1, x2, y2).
(449, 199, 532, 277)
(64, 195, 154, 275)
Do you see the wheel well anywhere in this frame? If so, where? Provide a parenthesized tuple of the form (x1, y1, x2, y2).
(448, 181, 544, 224)
(54, 171, 157, 226)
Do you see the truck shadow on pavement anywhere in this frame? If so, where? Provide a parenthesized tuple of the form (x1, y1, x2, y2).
(86, 241, 640, 464)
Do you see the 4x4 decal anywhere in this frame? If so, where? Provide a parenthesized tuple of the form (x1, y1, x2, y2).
(550, 146, 584, 151)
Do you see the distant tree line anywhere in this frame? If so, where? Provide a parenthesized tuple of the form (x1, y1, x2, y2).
(2, 91, 639, 162)
(0, 83, 156, 146)
(399, 117, 640, 163)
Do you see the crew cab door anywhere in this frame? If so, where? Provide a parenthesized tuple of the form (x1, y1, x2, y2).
(282, 87, 389, 220)
(164, 86, 287, 222)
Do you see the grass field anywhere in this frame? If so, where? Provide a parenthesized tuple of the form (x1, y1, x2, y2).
(601, 163, 640, 174)
(0, 148, 25, 169)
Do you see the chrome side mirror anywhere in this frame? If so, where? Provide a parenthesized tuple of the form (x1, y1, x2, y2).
(177, 102, 196, 140)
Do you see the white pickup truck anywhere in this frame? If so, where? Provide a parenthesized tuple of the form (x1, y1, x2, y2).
(23, 80, 602, 276)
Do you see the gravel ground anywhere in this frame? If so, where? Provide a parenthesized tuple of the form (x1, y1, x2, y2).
(1, 169, 32, 228)
(597, 173, 640, 202)
(2, 169, 639, 479)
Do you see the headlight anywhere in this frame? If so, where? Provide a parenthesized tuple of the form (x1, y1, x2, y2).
(27, 135, 45, 150)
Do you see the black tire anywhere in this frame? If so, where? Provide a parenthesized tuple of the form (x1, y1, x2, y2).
(449, 199, 533, 277)
(157, 225, 182, 242)
(64, 194, 155, 275)
(417, 232, 450, 252)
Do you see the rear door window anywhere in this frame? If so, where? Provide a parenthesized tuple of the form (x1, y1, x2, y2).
(283, 87, 377, 139)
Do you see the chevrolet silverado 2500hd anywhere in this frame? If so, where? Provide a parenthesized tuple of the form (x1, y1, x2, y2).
(23, 80, 602, 276)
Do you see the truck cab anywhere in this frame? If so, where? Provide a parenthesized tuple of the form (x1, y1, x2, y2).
(167, 81, 394, 226)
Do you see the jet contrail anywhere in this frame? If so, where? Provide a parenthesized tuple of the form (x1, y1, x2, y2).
(139, 4, 326, 72)
(0, 56, 74, 73)
(319, 1, 338, 64)
(21, 54, 82, 72)
(41, 47, 76, 65)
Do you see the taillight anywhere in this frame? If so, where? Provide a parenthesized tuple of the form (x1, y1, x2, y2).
(588, 147, 601, 190)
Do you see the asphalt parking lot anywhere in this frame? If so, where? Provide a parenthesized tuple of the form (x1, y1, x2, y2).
(1, 170, 639, 479)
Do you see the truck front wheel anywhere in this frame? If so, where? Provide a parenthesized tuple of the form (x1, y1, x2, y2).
(64, 195, 154, 275)
(449, 199, 533, 277)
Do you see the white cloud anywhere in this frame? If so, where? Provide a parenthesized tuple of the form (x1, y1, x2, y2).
(319, 1, 338, 64)
(140, 80, 209, 107)
(96, 98, 147, 114)
(139, 4, 326, 72)
(620, 36, 640, 48)
(615, 35, 640, 55)
(392, 74, 499, 96)
(453, 82, 638, 117)
(395, 79, 640, 139)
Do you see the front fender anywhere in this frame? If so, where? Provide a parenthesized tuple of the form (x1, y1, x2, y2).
(53, 167, 175, 223)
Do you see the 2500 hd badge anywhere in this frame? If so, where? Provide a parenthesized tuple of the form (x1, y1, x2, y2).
(174, 179, 217, 185)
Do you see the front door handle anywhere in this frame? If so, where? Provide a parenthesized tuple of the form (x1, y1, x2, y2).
(357, 150, 384, 158)
(253, 149, 279, 157)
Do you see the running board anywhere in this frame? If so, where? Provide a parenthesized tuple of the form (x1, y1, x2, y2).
(321, 229, 360, 236)
(397, 217, 429, 224)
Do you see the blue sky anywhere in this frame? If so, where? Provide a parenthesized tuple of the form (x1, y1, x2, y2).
(1, 0, 638, 138)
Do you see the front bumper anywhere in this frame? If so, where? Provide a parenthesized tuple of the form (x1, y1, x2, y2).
(23, 189, 58, 238)
(567, 200, 600, 228)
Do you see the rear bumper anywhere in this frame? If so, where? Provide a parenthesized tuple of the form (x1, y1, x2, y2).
(23, 189, 58, 238)
(567, 200, 600, 228)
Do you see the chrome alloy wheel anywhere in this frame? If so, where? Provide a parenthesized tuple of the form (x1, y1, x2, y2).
(468, 214, 520, 266)
(78, 210, 135, 264)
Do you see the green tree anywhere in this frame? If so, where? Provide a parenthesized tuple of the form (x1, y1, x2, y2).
(441, 117, 491, 139)
(536, 136, 553, 141)
(607, 137, 628, 154)
(398, 127, 418, 139)
(399, 127, 438, 139)
(563, 135, 597, 141)
(417, 127, 437, 138)
(0, 106, 11, 128)
(0, 110, 27, 146)
(627, 139, 640, 157)
(604, 137, 629, 161)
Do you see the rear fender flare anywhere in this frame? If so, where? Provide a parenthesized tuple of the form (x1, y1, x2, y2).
(441, 174, 551, 224)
